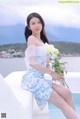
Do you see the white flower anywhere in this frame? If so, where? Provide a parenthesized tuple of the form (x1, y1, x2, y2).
(45, 44, 69, 88)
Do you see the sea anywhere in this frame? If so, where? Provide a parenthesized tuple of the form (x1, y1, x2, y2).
(0, 57, 80, 77)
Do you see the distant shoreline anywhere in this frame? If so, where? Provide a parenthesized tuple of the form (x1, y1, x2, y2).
(0, 42, 80, 58)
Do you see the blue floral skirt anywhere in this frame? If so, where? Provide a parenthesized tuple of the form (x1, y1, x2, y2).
(21, 66, 52, 110)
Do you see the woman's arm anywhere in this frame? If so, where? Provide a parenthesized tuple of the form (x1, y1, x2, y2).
(27, 36, 64, 81)
(30, 63, 64, 81)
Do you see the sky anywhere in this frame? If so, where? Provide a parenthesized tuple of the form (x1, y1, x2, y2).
(0, 0, 80, 28)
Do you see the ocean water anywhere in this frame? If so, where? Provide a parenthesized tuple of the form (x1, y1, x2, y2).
(0, 58, 26, 77)
(48, 93, 80, 119)
(0, 57, 80, 77)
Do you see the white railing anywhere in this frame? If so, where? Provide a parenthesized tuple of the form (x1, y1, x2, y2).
(0, 71, 80, 119)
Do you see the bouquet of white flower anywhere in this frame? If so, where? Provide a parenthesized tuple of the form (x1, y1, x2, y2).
(46, 44, 69, 88)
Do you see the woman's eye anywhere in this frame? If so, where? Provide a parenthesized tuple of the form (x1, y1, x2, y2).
(31, 21, 41, 25)
(32, 23, 35, 25)
(38, 21, 41, 24)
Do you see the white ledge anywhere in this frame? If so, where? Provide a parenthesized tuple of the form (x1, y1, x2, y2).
(0, 71, 80, 119)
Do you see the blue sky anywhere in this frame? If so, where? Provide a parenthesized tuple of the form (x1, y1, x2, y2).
(0, 0, 80, 28)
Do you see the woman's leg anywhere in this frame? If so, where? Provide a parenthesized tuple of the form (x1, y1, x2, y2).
(52, 82, 75, 110)
(48, 89, 79, 119)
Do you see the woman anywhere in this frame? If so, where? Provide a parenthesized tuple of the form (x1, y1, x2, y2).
(21, 12, 79, 119)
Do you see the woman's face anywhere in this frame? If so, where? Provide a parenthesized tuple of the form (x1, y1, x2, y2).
(29, 17, 42, 35)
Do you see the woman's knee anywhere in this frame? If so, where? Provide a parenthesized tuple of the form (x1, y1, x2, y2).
(65, 88, 72, 100)
(52, 82, 72, 100)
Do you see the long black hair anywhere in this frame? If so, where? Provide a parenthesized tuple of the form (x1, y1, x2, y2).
(25, 12, 49, 44)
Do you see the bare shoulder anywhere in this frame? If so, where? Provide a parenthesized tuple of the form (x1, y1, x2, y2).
(28, 35, 36, 46)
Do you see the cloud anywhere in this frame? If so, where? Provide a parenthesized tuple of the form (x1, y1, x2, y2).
(0, 0, 56, 6)
(0, 0, 80, 28)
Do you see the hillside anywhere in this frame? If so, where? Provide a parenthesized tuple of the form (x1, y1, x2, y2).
(51, 41, 80, 56)
(0, 41, 80, 57)
(0, 24, 80, 45)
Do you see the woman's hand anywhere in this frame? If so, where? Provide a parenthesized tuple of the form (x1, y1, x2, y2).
(50, 71, 64, 81)
(46, 58, 51, 65)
